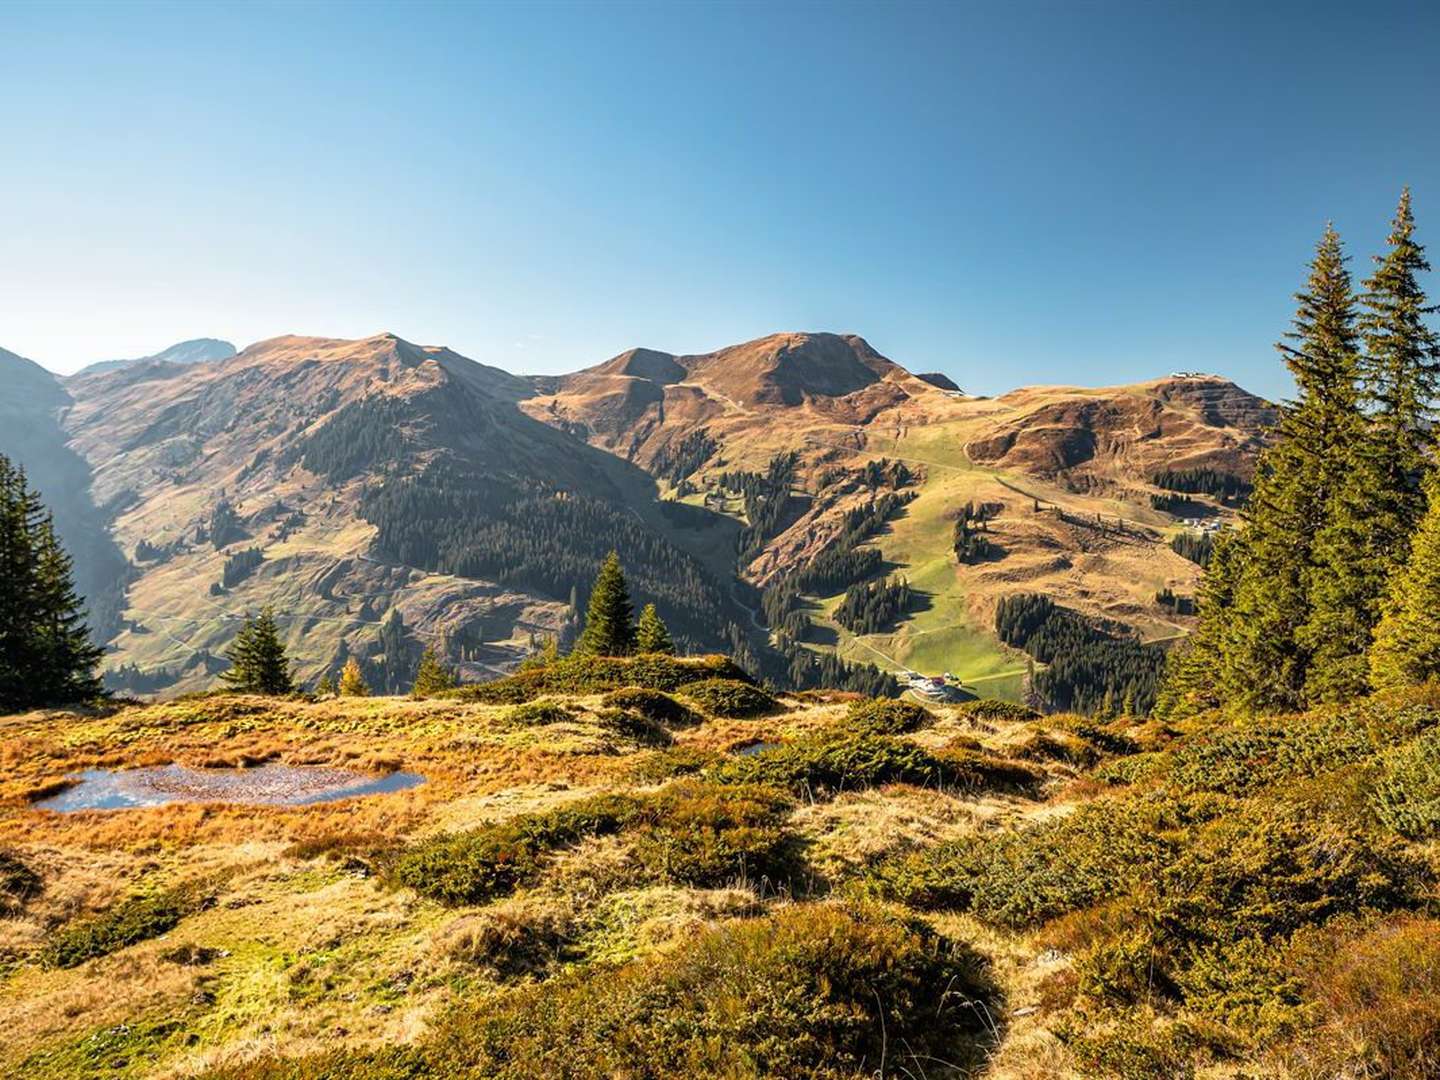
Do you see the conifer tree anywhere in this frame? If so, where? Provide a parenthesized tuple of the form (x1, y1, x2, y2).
(316, 672, 337, 696)
(339, 657, 370, 697)
(1304, 189, 1440, 702)
(1154, 528, 1248, 721)
(634, 603, 675, 654)
(411, 646, 456, 696)
(221, 608, 294, 695)
(575, 551, 636, 656)
(1369, 471, 1440, 687)
(1223, 225, 1362, 711)
(0, 455, 103, 710)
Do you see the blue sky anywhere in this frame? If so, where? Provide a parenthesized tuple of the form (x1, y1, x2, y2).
(1, 1, 1437, 399)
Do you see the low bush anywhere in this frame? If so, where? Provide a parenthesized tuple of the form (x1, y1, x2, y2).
(627, 746, 721, 784)
(1296, 916, 1440, 1080)
(712, 732, 946, 795)
(201, 903, 997, 1080)
(505, 699, 575, 726)
(867, 795, 1181, 926)
(597, 708, 673, 748)
(1371, 726, 1440, 839)
(677, 678, 777, 718)
(393, 794, 643, 906)
(600, 687, 700, 728)
(1014, 730, 1100, 767)
(43, 886, 201, 969)
(953, 699, 1042, 723)
(450, 654, 752, 704)
(424, 901, 998, 1079)
(839, 698, 934, 735)
(629, 781, 795, 888)
(436, 898, 576, 977)
(0, 850, 42, 913)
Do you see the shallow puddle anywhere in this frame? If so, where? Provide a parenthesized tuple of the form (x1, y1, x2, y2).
(32, 763, 425, 811)
(734, 741, 779, 757)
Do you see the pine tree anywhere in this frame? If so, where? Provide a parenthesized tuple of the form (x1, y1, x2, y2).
(1304, 189, 1440, 702)
(1154, 528, 1248, 721)
(411, 646, 456, 696)
(634, 603, 675, 654)
(0, 455, 103, 710)
(1369, 472, 1440, 688)
(339, 657, 370, 697)
(221, 608, 294, 695)
(31, 514, 104, 705)
(316, 673, 337, 696)
(575, 551, 636, 656)
(1222, 225, 1362, 711)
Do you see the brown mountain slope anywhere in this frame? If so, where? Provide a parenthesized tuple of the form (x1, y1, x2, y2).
(59, 334, 749, 695)
(524, 336, 1274, 693)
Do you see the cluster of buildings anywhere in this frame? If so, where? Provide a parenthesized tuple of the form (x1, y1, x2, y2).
(901, 669, 967, 701)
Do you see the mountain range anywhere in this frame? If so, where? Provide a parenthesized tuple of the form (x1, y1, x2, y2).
(0, 331, 1274, 698)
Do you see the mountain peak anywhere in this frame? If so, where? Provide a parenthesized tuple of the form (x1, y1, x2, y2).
(72, 338, 236, 378)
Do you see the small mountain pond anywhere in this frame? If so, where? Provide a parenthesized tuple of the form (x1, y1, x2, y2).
(32, 763, 425, 812)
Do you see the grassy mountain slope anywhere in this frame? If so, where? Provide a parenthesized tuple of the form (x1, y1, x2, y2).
(2, 666, 1434, 1078)
(527, 335, 1273, 698)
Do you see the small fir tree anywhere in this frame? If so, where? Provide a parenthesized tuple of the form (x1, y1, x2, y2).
(339, 657, 370, 697)
(411, 646, 456, 696)
(0, 456, 103, 710)
(316, 672, 337, 696)
(1370, 472, 1440, 688)
(575, 551, 636, 656)
(634, 603, 675, 655)
(220, 608, 294, 695)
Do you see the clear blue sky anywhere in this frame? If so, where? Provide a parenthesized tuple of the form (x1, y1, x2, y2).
(2, 1, 1437, 399)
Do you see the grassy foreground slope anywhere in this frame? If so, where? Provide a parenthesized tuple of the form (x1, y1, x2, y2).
(1, 656, 1436, 1078)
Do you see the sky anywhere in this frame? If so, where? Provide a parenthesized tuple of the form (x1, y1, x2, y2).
(1, 1, 1437, 400)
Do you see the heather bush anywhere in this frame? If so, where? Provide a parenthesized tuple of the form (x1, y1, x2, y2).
(677, 677, 777, 718)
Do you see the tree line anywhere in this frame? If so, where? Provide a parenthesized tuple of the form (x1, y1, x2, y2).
(1159, 190, 1440, 717)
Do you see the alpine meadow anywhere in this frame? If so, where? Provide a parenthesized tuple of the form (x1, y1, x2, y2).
(2, 3, 1439, 1079)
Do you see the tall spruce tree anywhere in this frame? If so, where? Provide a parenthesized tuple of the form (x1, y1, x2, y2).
(220, 608, 294, 695)
(1369, 472, 1440, 688)
(0, 455, 103, 711)
(635, 603, 675, 655)
(1303, 189, 1440, 703)
(575, 551, 636, 656)
(1221, 225, 1362, 711)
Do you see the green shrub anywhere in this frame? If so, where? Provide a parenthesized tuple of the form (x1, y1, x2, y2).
(630, 781, 795, 887)
(200, 904, 997, 1080)
(597, 708, 673, 747)
(600, 687, 701, 728)
(0, 850, 42, 913)
(393, 794, 643, 906)
(43, 887, 200, 968)
(627, 746, 722, 784)
(1371, 726, 1440, 839)
(839, 697, 934, 735)
(422, 902, 998, 1079)
(867, 796, 1179, 926)
(1014, 730, 1100, 767)
(953, 699, 1042, 723)
(505, 699, 575, 725)
(677, 678, 777, 718)
(712, 733, 945, 795)
(449, 654, 751, 704)
(1094, 751, 1168, 787)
